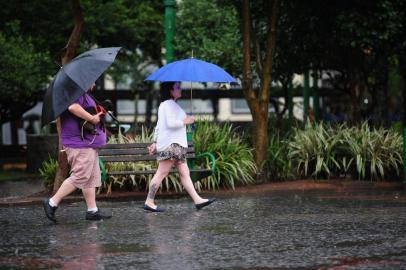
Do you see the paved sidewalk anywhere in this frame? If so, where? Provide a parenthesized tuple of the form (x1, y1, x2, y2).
(0, 177, 43, 199)
(2, 188, 406, 269)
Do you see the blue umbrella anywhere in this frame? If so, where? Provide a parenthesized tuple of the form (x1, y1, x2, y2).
(145, 58, 237, 83)
(145, 58, 238, 113)
(41, 47, 121, 126)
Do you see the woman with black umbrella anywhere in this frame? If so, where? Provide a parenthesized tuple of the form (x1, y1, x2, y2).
(43, 83, 112, 223)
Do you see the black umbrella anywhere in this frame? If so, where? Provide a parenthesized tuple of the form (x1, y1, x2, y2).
(41, 47, 121, 127)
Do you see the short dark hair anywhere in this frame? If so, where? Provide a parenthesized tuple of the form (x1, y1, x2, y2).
(159, 81, 177, 102)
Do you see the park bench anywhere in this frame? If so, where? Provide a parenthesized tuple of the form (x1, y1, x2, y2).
(98, 142, 216, 183)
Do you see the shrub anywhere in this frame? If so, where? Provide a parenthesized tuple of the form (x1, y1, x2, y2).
(287, 121, 403, 181)
(193, 120, 257, 189)
(39, 156, 58, 192)
(288, 122, 344, 179)
(266, 132, 295, 180)
(343, 123, 403, 180)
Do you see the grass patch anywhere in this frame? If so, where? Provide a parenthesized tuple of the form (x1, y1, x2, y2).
(0, 169, 39, 182)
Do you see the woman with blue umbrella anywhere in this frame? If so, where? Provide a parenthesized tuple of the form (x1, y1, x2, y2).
(143, 58, 236, 212)
(144, 81, 216, 212)
(145, 57, 238, 113)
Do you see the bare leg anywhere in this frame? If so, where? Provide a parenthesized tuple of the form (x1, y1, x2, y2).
(145, 160, 174, 208)
(82, 188, 97, 209)
(176, 161, 207, 204)
(51, 181, 77, 205)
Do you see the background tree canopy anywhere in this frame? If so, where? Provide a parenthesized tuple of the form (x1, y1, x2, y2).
(0, 0, 164, 124)
(0, 23, 51, 124)
(174, 0, 242, 77)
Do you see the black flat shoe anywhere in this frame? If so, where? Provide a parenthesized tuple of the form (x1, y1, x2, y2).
(195, 198, 216, 210)
(143, 204, 165, 212)
(43, 198, 57, 223)
(85, 210, 112, 221)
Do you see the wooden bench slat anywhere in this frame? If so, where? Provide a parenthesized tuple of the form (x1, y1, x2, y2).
(100, 153, 196, 162)
(99, 148, 149, 156)
(99, 147, 195, 156)
(100, 141, 194, 149)
(107, 168, 212, 176)
(101, 143, 149, 149)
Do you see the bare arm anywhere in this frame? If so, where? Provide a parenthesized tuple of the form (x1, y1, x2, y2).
(148, 126, 158, 155)
(68, 103, 102, 125)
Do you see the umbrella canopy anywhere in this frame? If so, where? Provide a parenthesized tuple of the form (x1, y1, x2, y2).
(41, 47, 121, 126)
(145, 58, 237, 83)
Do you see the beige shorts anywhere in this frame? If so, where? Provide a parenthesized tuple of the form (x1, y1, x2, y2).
(65, 147, 101, 189)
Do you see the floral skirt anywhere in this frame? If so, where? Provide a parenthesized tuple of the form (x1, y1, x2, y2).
(157, 143, 187, 163)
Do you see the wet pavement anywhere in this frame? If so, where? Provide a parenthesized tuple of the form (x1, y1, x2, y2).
(0, 178, 43, 199)
(1, 191, 406, 269)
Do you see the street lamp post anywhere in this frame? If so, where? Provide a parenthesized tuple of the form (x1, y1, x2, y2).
(164, 0, 176, 64)
(303, 71, 310, 122)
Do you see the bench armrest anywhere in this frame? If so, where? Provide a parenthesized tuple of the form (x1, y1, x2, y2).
(194, 152, 216, 173)
(99, 159, 108, 182)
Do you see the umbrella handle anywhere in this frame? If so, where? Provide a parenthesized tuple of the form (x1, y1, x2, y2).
(186, 113, 196, 132)
(190, 83, 193, 114)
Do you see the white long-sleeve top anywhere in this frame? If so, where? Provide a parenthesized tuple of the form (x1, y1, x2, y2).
(153, 99, 187, 152)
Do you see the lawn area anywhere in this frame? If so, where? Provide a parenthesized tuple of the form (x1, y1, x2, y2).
(0, 169, 39, 182)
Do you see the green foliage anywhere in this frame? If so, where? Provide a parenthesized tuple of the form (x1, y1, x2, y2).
(287, 121, 403, 181)
(0, 170, 37, 183)
(0, 23, 51, 124)
(175, 0, 242, 75)
(266, 133, 295, 180)
(0, 0, 164, 98)
(337, 0, 403, 50)
(81, 0, 165, 84)
(193, 120, 257, 189)
(288, 122, 345, 179)
(39, 156, 58, 191)
(0, 0, 164, 62)
(343, 123, 403, 180)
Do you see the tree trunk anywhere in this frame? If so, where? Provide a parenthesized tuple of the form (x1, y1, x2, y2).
(53, 121, 69, 193)
(53, 0, 84, 192)
(252, 109, 269, 169)
(241, 0, 279, 179)
(400, 56, 406, 183)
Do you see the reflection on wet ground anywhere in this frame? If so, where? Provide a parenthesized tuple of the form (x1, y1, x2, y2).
(1, 190, 406, 269)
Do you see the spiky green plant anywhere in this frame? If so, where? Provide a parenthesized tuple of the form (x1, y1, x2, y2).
(267, 132, 295, 180)
(39, 156, 58, 191)
(288, 121, 345, 179)
(287, 121, 402, 181)
(343, 122, 403, 180)
(193, 120, 257, 189)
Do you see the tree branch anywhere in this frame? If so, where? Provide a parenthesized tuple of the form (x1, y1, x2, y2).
(259, 0, 279, 106)
(62, 0, 84, 65)
(242, 0, 255, 100)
